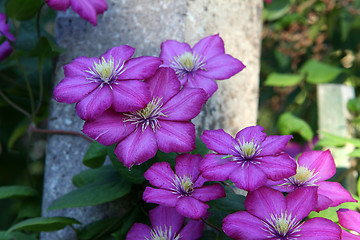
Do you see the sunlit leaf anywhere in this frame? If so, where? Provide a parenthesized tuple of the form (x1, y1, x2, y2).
(300, 60, 342, 84)
(264, 73, 303, 87)
(277, 113, 314, 141)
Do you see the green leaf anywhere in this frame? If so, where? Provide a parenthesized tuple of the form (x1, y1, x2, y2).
(7, 216, 80, 233)
(316, 131, 360, 148)
(264, 73, 303, 87)
(82, 141, 108, 169)
(5, 0, 43, 21)
(347, 98, 360, 115)
(348, 149, 360, 157)
(28, 36, 65, 60)
(78, 217, 123, 240)
(263, 0, 293, 21)
(112, 207, 140, 240)
(7, 119, 29, 150)
(208, 187, 246, 213)
(0, 231, 37, 240)
(0, 185, 37, 200)
(199, 230, 217, 240)
(72, 165, 119, 188)
(300, 60, 342, 84)
(277, 113, 314, 141)
(190, 137, 209, 157)
(48, 170, 131, 211)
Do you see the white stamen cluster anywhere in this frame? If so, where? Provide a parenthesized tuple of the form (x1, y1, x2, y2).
(145, 225, 181, 240)
(230, 138, 262, 167)
(263, 211, 302, 240)
(286, 165, 319, 187)
(170, 175, 194, 197)
(170, 51, 207, 79)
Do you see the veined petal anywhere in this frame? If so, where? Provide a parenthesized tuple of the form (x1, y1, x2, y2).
(160, 40, 192, 66)
(176, 197, 208, 220)
(143, 187, 178, 207)
(192, 34, 225, 60)
(100, 45, 135, 63)
(315, 193, 333, 212)
(286, 187, 317, 222)
(87, 0, 107, 14)
(63, 56, 98, 78)
(341, 229, 360, 240)
(318, 181, 356, 208)
(235, 126, 266, 145)
(185, 74, 218, 100)
(179, 218, 204, 240)
(115, 127, 157, 168)
(126, 223, 151, 240)
(75, 85, 112, 120)
(259, 135, 293, 156)
(229, 164, 268, 192)
(150, 206, 185, 235)
(82, 110, 135, 146)
(70, 0, 98, 26)
(161, 88, 206, 121)
(338, 209, 360, 234)
(298, 150, 336, 181)
(119, 56, 161, 80)
(259, 154, 297, 180)
(144, 162, 175, 189)
(174, 154, 202, 182)
(46, 0, 70, 11)
(111, 80, 150, 112)
(155, 121, 196, 153)
(299, 217, 341, 240)
(192, 183, 225, 202)
(201, 129, 238, 155)
(199, 154, 237, 181)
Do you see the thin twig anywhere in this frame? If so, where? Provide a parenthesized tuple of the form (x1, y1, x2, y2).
(0, 90, 32, 120)
(200, 217, 222, 233)
(29, 126, 93, 142)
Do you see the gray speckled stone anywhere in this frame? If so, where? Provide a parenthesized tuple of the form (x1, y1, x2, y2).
(42, 1, 262, 239)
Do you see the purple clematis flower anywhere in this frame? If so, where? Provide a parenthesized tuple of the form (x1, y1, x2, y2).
(159, 34, 245, 99)
(46, 0, 108, 26)
(143, 153, 226, 220)
(53, 45, 161, 120)
(126, 205, 204, 240)
(82, 68, 206, 168)
(200, 126, 296, 192)
(267, 150, 356, 212)
(223, 186, 341, 240)
(0, 13, 15, 61)
(337, 208, 360, 240)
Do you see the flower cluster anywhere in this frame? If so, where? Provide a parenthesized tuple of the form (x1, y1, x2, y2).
(0, 13, 15, 61)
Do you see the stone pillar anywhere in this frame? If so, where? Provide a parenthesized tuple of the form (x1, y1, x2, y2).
(42, 0, 262, 239)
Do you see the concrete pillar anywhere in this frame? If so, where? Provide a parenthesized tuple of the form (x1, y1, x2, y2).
(42, 0, 262, 239)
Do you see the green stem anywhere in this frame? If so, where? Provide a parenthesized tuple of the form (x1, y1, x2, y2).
(35, 59, 44, 116)
(0, 90, 32, 120)
(200, 217, 222, 233)
(36, 3, 45, 38)
(69, 224, 79, 240)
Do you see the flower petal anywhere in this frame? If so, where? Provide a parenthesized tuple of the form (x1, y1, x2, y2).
(150, 206, 185, 235)
(87, 0, 107, 14)
(286, 186, 318, 222)
(259, 154, 297, 180)
(340, 229, 360, 240)
(63, 56, 98, 78)
(176, 197, 208, 220)
(179, 219, 204, 240)
(185, 74, 218, 99)
(259, 135, 293, 156)
(70, 0, 98, 25)
(143, 187, 178, 207)
(115, 127, 158, 168)
(119, 56, 161, 80)
(318, 181, 356, 208)
(315, 193, 333, 212)
(126, 223, 151, 240)
(192, 183, 225, 202)
(229, 164, 268, 192)
(0, 41, 12, 61)
(235, 125, 266, 145)
(192, 34, 225, 60)
(201, 129, 237, 155)
(174, 154, 202, 182)
(160, 40, 192, 66)
(144, 162, 175, 189)
(298, 150, 336, 181)
(338, 209, 360, 233)
(299, 217, 341, 240)
(46, 0, 70, 11)
(199, 154, 237, 181)
(100, 45, 135, 63)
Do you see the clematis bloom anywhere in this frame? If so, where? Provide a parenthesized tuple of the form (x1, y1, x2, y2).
(126, 205, 204, 240)
(46, 0, 108, 26)
(143, 154, 226, 220)
(160, 34, 245, 99)
(268, 150, 356, 212)
(223, 187, 341, 240)
(200, 126, 296, 191)
(337, 208, 360, 240)
(53, 45, 161, 120)
(0, 13, 15, 61)
(82, 68, 206, 168)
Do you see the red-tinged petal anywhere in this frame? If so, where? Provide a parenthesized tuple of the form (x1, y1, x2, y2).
(82, 110, 135, 146)
(161, 88, 206, 121)
(126, 223, 151, 240)
(198, 54, 245, 80)
(245, 187, 286, 221)
(53, 77, 98, 104)
(179, 218, 204, 240)
(155, 121, 196, 153)
(299, 217, 341, 240)
(119, 56, 161, 80)
(235, 126, 266, 145)
(75, 85, 112, 120)
(259, 135, 293, 156)
(229, 164, 268, 192)
(222, 211, 267, 240)
(160, 40, 192, 66)
(70, 0, 98, 25)
(150, 206, 185, 235)
(192, 34, 225, 60)
(315, 193, 332, 212)
(341, 229, 360, 240)
(87, 0, 107, 14)
(146, 67, 180, 103)
(0, 41, 12, 61)
(175, 154, 202, 182)
(111, 80, 150, 112)
(100, 45, 135, 63)
(318, 181, 356, 208)
(201, 129, 237, 154)
(176, 197, 208, 220)
(298, 150, 336, 181)
(259, 154, 297, 180)
(286, 187, 317, 222)
(185, 74, 218, 100)
(338, 209, 360, 233)
(192, 183, 225, 202)
(63, 56, 98, 78)
(144, 162, 175, 189)
(199, 154, 237, 181)
(115, 128, 157, 168)
(46, 0, 70, 11)
(143, 187, 178, 207)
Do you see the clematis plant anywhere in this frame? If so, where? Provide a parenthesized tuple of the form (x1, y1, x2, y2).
(337, 208, 360, 240)
(0, 13, 15, 61)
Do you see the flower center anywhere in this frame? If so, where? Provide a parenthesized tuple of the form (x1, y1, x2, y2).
(145, 225, 180, 240)
(170, 175, 194, 197)
(170, 51, 207, 79)
(263, 211, 302, 240)
(286, 165, 319, 187)
(123, 97, 168, 132)
(233, 138, 262, 161)
(86, 56, 125, 87)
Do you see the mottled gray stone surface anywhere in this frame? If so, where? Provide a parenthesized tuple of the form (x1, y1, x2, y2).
(42, 0, 262, 239)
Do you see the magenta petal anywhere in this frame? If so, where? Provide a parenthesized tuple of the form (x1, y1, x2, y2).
(198, 54, 245, 80)
(286, 187, 317, 221)
(229, 164, 268, 192)
(341, 229, 360, 240)
(259, 135, 293, 156)
(338, 209, 360, 234)
(175, 154, 201, 182)
(70, 0, 98, 25)
(63, 56, 98, 78)
(222, 211, 267, 240)
(46, 0, 70, 11)
(192, 34, 225, 60)
(144, 162, 175, 189)
(126, 223, 151, 240)
(82, 110, 135, 145)
(179, 219, 204, 240)
(119, 56, 161, 80)
(245, 187, 286, 221)
(53, 77, 98, 104)
(185, 74, 218, 99)
(176, 197, 208, 220)
(318, 181, 356, 208)
(143, 187, 178, 207)
(259, 154, 297, 180)
(299, 217, 341, 240)
(235, 125, 266, 145)
(315, 193, 333, 212)
(201, 129, 237, 155)
(87, 0, 107, 14)
(100, 45, 135, 63)
(298, 150, 336, 181)
(115, 128, 157, 168)
(75, 85, 112, 120)
(199, 154, 236, 181)
(150, 206, 185, 235)
(192, 183, 225, 202)
(155, 121, 195, 153)
(160, 40, 192, 66)
(111, 80, 150, 112)
(146, 67, 180, 103)
(0, 41, 12, 61)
